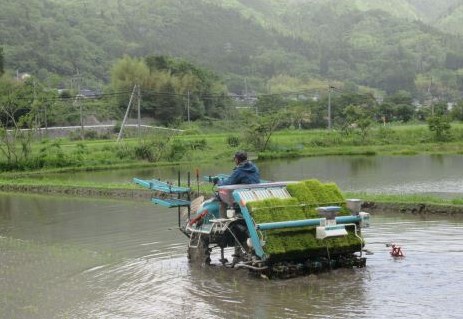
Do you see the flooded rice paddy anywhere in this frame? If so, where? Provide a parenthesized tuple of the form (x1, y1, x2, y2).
(1, 154, 463, 318)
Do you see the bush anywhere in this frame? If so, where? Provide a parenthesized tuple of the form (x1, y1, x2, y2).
(227, 135, 240, 147)
(113, 122, 122, 134)
(428, 115, 452, 142)
(115, 144, 135, 160)
(72, 143, 87, 162)
(134, 144, 155, 162)
(188, 139, 207, 150)
(68, 131, 82, 141)
(375, 126, 396, 144)
(84, 130, 98, 140)
(166, 140, 188, 161)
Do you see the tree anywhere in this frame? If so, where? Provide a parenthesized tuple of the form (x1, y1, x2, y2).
(450, 101, 463, 121)
(132, 55, 226, 122)
(255, 95, 287, 114)
(155, 81, 183, 125)
(331, 92, 377, 128)
(146, 55, 169, 72)
(243, 111, 285, 152)
(427, 115, 451, 141)
(342, 104, 372, 143)
(432, 101, 449, 116)
(395, 104, 415, 122)
(0, 47, 4, 76)
(445, 52, 463, 70)
(0, 77, 36, 169)
(110, 56, 150, 92)
(376, 102, 395, 123)
(287, 101, 311, 129)
(385, 90, 413, 106)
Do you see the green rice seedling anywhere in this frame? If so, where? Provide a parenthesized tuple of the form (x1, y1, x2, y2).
(303, 207, 320, 219)
(245, 180, 363, 260)
(304, 179, 332, 204)
(324, 183, 345, 203)
(246, 200, 271, 224)
(287, 181, 330, 217)
(269, 198, 305, 221)
(265, 229, 363, 260)
(286, 183, 318, 205)
(247, 198, 303, 223)
(263, 233, 287, 256)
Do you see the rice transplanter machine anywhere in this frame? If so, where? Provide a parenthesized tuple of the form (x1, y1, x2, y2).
(134, 174, 370, 278)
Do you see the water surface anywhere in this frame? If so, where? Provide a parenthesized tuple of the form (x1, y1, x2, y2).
(44, 154, 463, 196)
(1, 193, 462, 319)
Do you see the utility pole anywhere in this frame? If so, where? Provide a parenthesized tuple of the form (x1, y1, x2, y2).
(137, 84, 141, 139)
(428, 76, 434, 116)
(72, 93, 84, 140)
(117, 84, 137, 142)
(44, 102, 48, 132)
(79, 86, 83, 139)
(33, 80, 38, 128)
(187, 90, 190, 124)
(72, 70, 84, 139)
(328, 85, 332, 130)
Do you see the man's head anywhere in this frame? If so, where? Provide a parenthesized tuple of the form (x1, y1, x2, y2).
(234, 151, 247, 164)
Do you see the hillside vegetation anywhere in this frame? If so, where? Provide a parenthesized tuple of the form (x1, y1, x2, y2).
(1, 0, 463, 100)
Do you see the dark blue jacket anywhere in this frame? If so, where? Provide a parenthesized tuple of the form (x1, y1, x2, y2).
(218, 161, 260, 185)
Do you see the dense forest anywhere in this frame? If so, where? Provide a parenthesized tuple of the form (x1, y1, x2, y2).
(1, 0, 463, 128)
(1, 0, 463, 97)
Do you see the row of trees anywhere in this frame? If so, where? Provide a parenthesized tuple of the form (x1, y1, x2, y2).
(2, 53, 463, 134)
(111, 55, 228, 125)
(0, 54, 460, 172)
(1, 70, 463, 132)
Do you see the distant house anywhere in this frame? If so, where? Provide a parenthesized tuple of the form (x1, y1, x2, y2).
(79, 89, 102, 99)
(58, 88, 102, 99)
(16, 72, 31, 81)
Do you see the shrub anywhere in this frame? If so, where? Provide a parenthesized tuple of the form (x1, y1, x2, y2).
(84, 130, 98, 140)
(227, 135, 240, 147)
(113, 122, 122, 134)
(189, 139, 207, 150)
(115, 144, 134, 160)
(428, 115, 452, 142)
(166, 140, 188, 161)
(134, 144, 155, 162)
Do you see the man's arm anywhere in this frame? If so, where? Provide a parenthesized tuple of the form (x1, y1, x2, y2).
(218, 169, 241, 186)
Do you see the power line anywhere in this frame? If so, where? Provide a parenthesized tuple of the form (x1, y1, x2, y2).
(8, 87, 331, 104)
(11, 90, 133, 102)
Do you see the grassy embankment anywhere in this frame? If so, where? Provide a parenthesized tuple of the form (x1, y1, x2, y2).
(1, 122, 463, 206)
(345, 192, 463, 206)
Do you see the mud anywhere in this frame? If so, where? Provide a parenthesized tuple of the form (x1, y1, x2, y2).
(0, 184, 153, 200)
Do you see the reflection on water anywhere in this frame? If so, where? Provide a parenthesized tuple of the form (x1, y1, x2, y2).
(258, 155, 463, 196)
(1, 193, 463, 318)
(42, 154, 463, 196)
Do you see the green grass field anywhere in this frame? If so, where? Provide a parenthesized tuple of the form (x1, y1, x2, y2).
(1, 122, 463, 208)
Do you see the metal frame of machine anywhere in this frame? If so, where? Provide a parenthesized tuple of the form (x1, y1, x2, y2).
(134, 175, 370, 278)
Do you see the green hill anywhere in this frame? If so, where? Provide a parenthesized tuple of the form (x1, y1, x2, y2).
(1, 0, 463, 98)
(434, 3, 463, 35)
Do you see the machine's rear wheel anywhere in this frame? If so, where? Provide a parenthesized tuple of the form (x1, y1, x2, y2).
(187, 233, 211, 265)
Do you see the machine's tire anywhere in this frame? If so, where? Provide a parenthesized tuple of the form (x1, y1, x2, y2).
(187, 233, 211, 265)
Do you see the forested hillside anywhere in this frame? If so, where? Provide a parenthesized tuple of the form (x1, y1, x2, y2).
(1, 0, 463, 99)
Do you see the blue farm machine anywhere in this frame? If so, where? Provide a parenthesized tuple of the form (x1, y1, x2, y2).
(134, 173, 370, 278)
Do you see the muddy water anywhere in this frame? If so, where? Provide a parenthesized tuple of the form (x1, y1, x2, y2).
(1, 193, 462, 319)
(44, 154, 463, 196)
